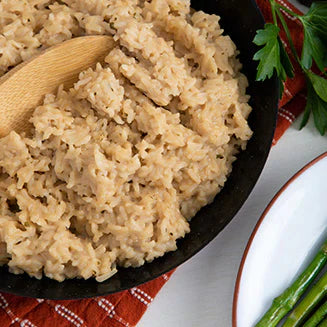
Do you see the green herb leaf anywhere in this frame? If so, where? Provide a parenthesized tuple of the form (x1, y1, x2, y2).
(300, 22, 327, 71)
(252, 0, 327, 135)
(301, 78, 327, 135)
(253, 24, 293, 96)
(253, 24, 283, 81)
(303, 1, 327, 35)
(307, 71, 327, 102)
(299, 2, 327, 72)
(278, 37, 294, 97)
(300, 97, 311, 130)
(279, 38, 294, 79)
(312, 96, 327, 136)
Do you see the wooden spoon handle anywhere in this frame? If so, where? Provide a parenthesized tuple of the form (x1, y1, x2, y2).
(0, 35, 115, 137)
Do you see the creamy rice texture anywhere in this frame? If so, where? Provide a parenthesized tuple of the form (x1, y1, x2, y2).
(0, 0, 253, 282)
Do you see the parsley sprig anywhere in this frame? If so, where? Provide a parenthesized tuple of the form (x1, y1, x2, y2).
(253, 1, 327, 135)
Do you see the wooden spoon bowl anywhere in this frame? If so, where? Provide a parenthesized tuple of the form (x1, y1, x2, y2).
(0, 35, 115, 137)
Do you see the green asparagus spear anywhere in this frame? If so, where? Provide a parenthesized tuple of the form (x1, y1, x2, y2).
(255, 239, 327, 327)
(303, 301, 327, 327)
(318, 317, 327, 327)
(283, 272, 327, 327)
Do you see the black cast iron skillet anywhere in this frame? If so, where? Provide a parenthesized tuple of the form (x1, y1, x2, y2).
(0, 0, 278, 299)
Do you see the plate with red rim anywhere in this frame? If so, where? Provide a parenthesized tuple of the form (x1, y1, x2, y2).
(233, 152, 327, 327)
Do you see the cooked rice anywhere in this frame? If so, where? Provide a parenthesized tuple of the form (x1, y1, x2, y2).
(0, 0, 253, 282)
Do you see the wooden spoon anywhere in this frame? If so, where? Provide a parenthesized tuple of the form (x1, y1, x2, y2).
(0, 35, 115, 137)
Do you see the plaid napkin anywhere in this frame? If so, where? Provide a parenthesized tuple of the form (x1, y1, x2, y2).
(0, 0, 307, 326)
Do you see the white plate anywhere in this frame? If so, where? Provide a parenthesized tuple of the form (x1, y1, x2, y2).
(233, 152, 327, 327)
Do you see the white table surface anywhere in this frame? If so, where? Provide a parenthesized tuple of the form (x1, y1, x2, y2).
(139, 2, 324, 326)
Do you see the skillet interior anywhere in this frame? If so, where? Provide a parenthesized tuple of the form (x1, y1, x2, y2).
(0, 0, 278, 299)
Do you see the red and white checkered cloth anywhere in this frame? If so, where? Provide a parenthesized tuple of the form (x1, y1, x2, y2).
(0, 0, 309, 326)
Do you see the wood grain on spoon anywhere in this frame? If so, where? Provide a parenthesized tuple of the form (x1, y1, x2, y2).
(0, 35, 115, 137)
